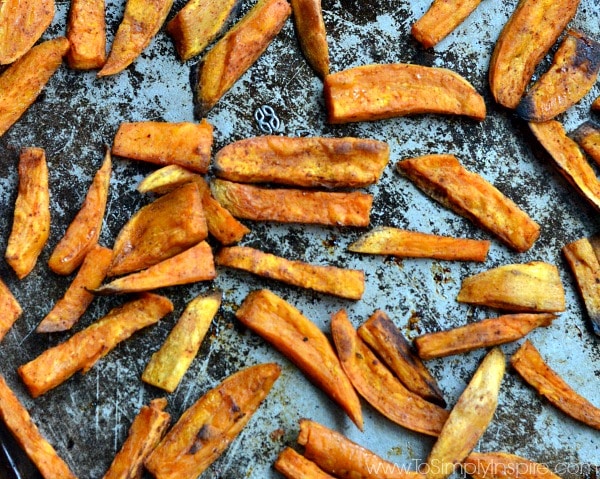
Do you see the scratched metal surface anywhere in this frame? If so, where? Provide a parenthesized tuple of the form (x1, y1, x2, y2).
(0, 0, 599, 478)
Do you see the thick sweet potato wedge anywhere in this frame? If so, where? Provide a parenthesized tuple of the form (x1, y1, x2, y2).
(517, 31, 600, 121)
(112, 120, 213, 173)
(463, 452, 562, 479)
(0, 375, 77, 479)
(5, 147, 50, 279)
(572, 120, 600, 166)
(194, 0, 291, 116)
(457, 262, 565, 312)
(0, 278, 22, 342)
(215, 136, 389, 188)
(290, 0, 329, 78)
(274, 447, 336, 479)
(414, 313, 556, 359)
(235, 290, 363, 429)
(211, 179, 372, 227)
(216, 246, 365, 299)
(511, 340, 600, 430)
(48, 148, 111, 275)
(424, 348, 505, 479)
(0, 37, 69, 137)
(66, 0, 106, 69)
(489, 0, 581, 109)
(144, 363, 281, 479)
(324, 63, 486, 124)
(349, 226, 490, 262)
(397, 155, 540, 252)
(98, 0, 173, 76)
(0, 0, 55, 65)
(18, 293, 173, 398)
(331, 310, 448, 436)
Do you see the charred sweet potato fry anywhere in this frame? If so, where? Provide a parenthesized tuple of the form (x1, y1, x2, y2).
(18, 293, 173, 398)
(572, 120, 600, 166)
(414, 313, 556, 360)
(236, 290, 363, 429)
(37, 245, 112, 333)
(144, 363, 281, 479)
(112, 120, 213, 173)
(0, 37, 69, 137)
(216, 246, 365, 299)
(324, 63, 486, 124)
(489, 0, 581, 109)
(511, 340, 600, 430)
(102, 398, 170, 479)
(214, 136, 389, 188)
(349, 226, 490, 262)
(0, 278, 22, 342)
(331, 310, 448, 436)
(457, 262, 565, 312)
(517, 31, 600, 122)
(290, 0, 329, 78)
(48, 148, 111, 275)
(397, 155, 540, 252)
(194, 0, 291, 116)
(211, 179, 372, 227)
(463, 452, 562, 479)
(357, 310, 446, 407)
(274, 447, 336, 479)
(5, 147, 50, 279)
(66, 0, 106, 69)
(0, 375, 77, 479)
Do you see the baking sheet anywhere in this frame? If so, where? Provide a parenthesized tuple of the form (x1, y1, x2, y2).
(0, 0, 599, 477)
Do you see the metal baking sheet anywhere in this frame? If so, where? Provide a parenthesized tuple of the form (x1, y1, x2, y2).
(0, 0, 599, 477)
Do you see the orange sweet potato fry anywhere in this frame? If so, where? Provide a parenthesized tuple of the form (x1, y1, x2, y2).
(137, 164, 200, 195)
(572, 120, 600, 167)
(463, 452, 562, 479)
(66, 0, 107, 69)
(290, 0, 329, 78)
(331, 309, 449, 437)
(593, 95, 600, 111)
(0, 278, 22, 342)
(274, 447, 336, 479)
(236, 290, 363, 429)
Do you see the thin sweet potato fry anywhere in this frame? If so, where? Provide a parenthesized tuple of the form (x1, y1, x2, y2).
(5, 147, 50, 279)
(331, 310, 448, 437)
(18, 293, 173, 398)
(144, 363, 281, 479)
(112, 120, 213, 173)
(274, 447, 336, 479)
(102, 398, 170, 479)
(0, 375, 77, 479)
(358, 310, 445, 407)
(216, 246, 365, 299)
(511, 340, 600, 430)
(48, 148, 111, 275)
(414, 313, 556, 360)
(0, 278, 22, 342)
(66, 0, 106, 69)
(463, 452, 562, 479)
(137, 164, 199, 195)
(142, 291, 222, 393)
(214, 136, 389, 188)
(489, 0, 581, 109)
(290, 0, 329, 77)
(572, 120, 600, 167)
(397, 155, 540, 252)
(211, 179, 372, 227)
(324, 63, 486, 124)
(235, 290, 363, 429)
(349, 226, 490, 262)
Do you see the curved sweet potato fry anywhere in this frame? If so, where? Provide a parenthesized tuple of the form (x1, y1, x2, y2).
(290, 0, 329, 77)
(0, 278, 22, 342)
(463, 452, 562, 479)
(572, 120, 600, 167)
(274, 447, 336, 479)
(66, 0, 106, 69)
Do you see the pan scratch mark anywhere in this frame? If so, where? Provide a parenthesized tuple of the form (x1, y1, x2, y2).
(17, 325, 37, 347)
(95, 370, 100, 441)
(113, 369, 121, 453)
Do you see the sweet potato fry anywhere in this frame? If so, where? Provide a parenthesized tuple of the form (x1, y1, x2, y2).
(5, 147, 50, 279)
(108, 182, 207, 277)
(142, 291, 221, 392)
(235, 290, 363, 429)
(48, 148, 111, 275)
(397, 155, 540, 252)
(457, 262, 565, 312)
(511, 340, 600, 430)
(66, 0, 106, 69)
(0, 37, 69, 137)
(216, 246, 365, 299)
(211, 179, 372, 227)
(331, 310, 448, 436)
(323, 63, 486, 124)
(290, 0, 329, 77)
(0, 375, 77, 479)
(517, 30, 600, 122)
(489, 0, 581, 109)
(274, 447, 336, 479)
(593, 95, 600, 111)
(0, 278, 22, 342)
(112, 120, 213, 173)
(357, 310, 445, 407)
(194, 0, 291, 116)
(572, 120, 600, 166)
(349, 227, 490, 262)
(37, 245, 112, 333)
(463, 452, 562, 479)
(97, 0, 173, 76)
(144, 363, 281, 479)
(18, 293, 173, 398)
(137, 164, 199, 195)
(424, 348, 505, 479)
(414, 313, 556, 360)
(214, 136, 389, 188)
